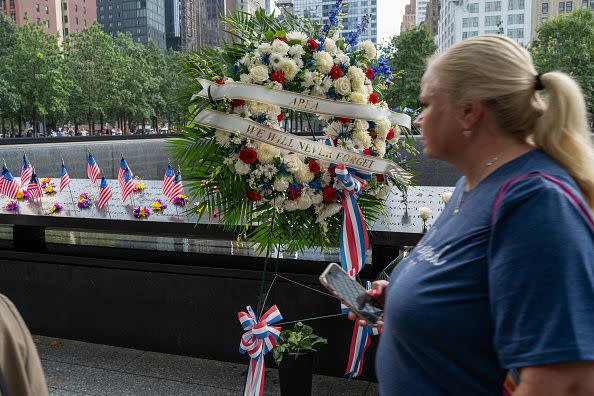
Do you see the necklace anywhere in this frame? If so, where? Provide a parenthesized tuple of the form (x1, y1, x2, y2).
(453, 144, 522, 214)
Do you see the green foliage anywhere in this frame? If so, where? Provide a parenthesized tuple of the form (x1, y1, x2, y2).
(382, 26, 437, 110)
(272, 322, 327, 365)
(531, 9, 594, 112)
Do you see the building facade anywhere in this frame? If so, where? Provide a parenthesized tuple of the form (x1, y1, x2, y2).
(401, 0, 417, 32)
(436, 0, 531, 52)
(531, 0, 593, 38)
(425, 0, 440, 35)
(97, 0, 166, 49)
(0, 0, 95, 37)
(293, 0, 378, 43)
(416, 0, 429, 24)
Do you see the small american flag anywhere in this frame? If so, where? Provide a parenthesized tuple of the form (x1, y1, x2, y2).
(20, 154, 32, 186)
(165, 170, 184, 202)
(118, 157, 133, 191)
(97, 176, 113, 209)
(87, 152, 101, 184)
(120, 168, 135, 202)
(27, 172, 43, 200)
(162, 164, 174, 195)
(60, 162, 71, 192)
(0, 166, 20, 199)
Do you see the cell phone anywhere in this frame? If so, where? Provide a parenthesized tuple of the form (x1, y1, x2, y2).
(319, 263, 383, 327)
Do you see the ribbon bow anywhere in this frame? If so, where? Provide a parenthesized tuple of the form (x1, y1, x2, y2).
(238, 305, 283, 396)
(345, 281, 381, 379)
(335, 163, 371, 277)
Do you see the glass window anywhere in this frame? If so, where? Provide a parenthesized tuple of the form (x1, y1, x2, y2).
(75, 16, 78, 24)
(463, 17, 479, 27)
(566, 1, 572, 10)
(63, 15, 67, 23)
(508, 13, 524, 24)
(467, 2, 479, 12)
(559, 2, 565, 11)
(462, 31, 479, 39)
(485, 1, 502, 11)
(485, 15, 502, 26)
(45, 5, 48, 14)
(74, 4, 77, 11)
(507, 28, 524, 38)
(35, 3, 39, 12)
(542, 2, 549, 12)
(508, 0, 525, 9)
(583, 0, 588, 9)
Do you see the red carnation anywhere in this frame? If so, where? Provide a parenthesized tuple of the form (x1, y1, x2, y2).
(215, 79, 225, 85)
(337, 117, 351, 124)
(369, 92, 379, 104)
(273, 37, 288, 44)
(231, 99, 246, 108)
(376, 174, 385, 183)
(277, 112, 284, 123)
(306, 39, 318, 51)
(322, 186, 337, 203)
(366, 67, 375, 80)
(386, 129, 395, 140)
(247, 189, 262, 202)
(287, 185, 302, 201)
(328, 166, 337, 178)
(239, 148, 258, 164)
(308, 160, 321, 174)
(271, 70, 285, 85)
(330, 66, 343, 80)
(363, 148, 371, 156)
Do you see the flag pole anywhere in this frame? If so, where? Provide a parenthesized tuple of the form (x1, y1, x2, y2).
(62, 159, 77, 210)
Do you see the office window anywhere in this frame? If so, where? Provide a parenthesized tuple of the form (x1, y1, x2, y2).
(462, 31, 479, 39)
(485, 15, 502, 26)
(485, 1, 502, 11)
(583, 0, 588, 8)
(463, 17, 479, 27)
(566, 1, 572, 10)
(507, 28, 524, 38)
(35, 3, 40, 12)
(64, 27, 69, 35)
(63, 2, 67, 10)
(559, 2, 565, 11)
(45, 5, 48, 14)
(508, 13, 524, 24)
(508, 0, 525, 9)
(63, 15, 67, 23)
(542, 2, 549, 11)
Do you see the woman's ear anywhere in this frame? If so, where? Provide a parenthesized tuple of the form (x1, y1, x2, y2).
(461, 100, 484, 131)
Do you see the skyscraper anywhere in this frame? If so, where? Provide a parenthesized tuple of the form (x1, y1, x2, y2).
(97, 0, 166, 49)
(293, 0, 377, 44)
(401, 0, 417, 32)
(165, 0, 181, 49)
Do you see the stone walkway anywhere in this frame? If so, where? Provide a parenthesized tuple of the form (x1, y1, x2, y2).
(35, 336, 378, 396)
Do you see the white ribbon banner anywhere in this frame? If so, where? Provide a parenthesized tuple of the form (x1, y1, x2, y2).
(194, 109, 412, 184)
(196, 79, 411, 129)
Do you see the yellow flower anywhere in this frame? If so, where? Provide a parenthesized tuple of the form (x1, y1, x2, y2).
(16, 190, 24, 199)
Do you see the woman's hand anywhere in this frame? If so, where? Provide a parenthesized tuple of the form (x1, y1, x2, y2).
(347, 280, 389, 329)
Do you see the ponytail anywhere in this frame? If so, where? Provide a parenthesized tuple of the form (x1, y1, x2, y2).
(533, 72, 594, 211)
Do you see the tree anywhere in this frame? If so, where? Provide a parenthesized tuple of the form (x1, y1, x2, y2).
(63, 23, 120, 135)
(531, 9, 594, 113)
(0, 15, 20, 136)
(382, 26, 437, 110)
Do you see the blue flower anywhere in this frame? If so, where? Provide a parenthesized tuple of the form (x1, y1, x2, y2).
(234, 147, 241, 153)
(231, 64, 240, 74)
(261, 55, 270, 65)
(278, 163, 289, 174)
(309, 181, 321, 190)
(256, 114, 267, 124)
(327, 87, 338, 100)
(368, 121, 376, 130)
(306, 59, 315, 69)
(338, 131, 349, 139)
(262, 180, 273, 190)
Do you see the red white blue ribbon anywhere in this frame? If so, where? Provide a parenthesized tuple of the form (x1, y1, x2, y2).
(238, 305, 283, 396)
(345, 281, 381, 379)
(335, 164, 370, 277)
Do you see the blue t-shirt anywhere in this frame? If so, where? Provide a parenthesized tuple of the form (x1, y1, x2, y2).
(376, 150, 594, 395)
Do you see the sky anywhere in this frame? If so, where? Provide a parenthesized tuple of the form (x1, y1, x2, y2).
(377, 0, 408, 45)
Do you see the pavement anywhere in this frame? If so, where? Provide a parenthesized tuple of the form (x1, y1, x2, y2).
(35, 336, 378, 396)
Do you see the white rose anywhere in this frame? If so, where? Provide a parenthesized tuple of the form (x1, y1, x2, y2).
(441, 191, 453, 204)
(348, 66, 365, 84)
(350, 92, 366, 104)
(249, 65, 269, 83)
(333, 76, 352, 96)
(375, 118, 391, 139)
(313, 51, 334, 74)
(352, 130, 372, 147)
(284, 154, 303, 172)
(418, 206, 432, 221)
(281, 59, 299, 81)
(295, 166, 315, 184)
(271, 39, 290, 55)
(248, 101, 268, 116)
(359, 40, 377, 60)
(257, 143, 280, 164)
(239, 73, 253, 83)
(235, 160, 251, 175)
(353, 119, 368, 134)
(274, 177, 289, 191)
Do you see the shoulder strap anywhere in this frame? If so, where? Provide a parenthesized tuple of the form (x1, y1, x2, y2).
(491, 172, 594, 231)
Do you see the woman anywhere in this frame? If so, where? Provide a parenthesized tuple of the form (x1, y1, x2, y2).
(351, 35, 594, 394)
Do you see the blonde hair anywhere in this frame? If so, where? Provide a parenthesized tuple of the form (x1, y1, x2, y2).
(427, 35, 594, 210)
